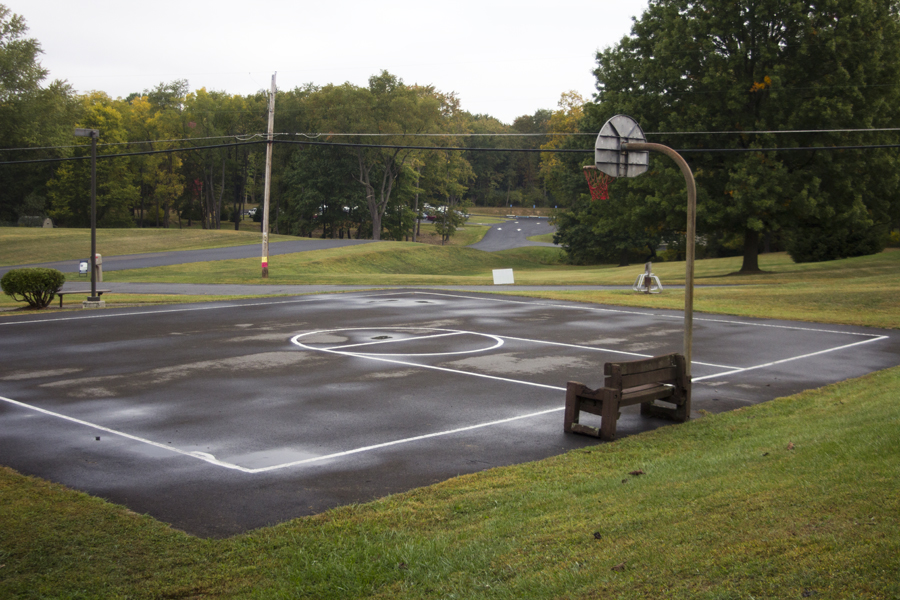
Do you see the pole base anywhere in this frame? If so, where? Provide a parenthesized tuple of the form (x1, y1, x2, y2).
(82, 299, 105, 309)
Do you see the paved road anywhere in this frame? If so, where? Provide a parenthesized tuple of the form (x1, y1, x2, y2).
(2, 217, 556, 278)
(468, 217, 558, 252)
(1, 290, 896, 537)
(0, 238, 375, 277)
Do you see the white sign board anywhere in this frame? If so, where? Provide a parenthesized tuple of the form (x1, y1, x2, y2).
(492, 269, 515, 285)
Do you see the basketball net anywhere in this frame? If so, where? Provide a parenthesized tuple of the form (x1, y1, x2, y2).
(583, 166, 613, 201)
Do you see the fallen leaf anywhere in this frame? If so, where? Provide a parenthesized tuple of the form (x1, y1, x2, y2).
(611, 562, 626, 572)
(787, 442, 795, 450)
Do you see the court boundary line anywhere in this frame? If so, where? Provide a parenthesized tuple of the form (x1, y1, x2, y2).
(1, 290, 892, 473)
(0, 288, 888, 341)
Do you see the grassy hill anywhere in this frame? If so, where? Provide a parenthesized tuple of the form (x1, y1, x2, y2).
(0, 228, 302, 266)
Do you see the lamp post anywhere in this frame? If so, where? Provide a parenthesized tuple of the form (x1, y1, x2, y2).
(74, 128, 100, 302)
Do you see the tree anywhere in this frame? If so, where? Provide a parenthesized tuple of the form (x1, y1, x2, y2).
(0, 4, 45, 101)
(0, 5, 79, 223)
(282, 145, 364, 238)
(306, 71, 447, 241)
(46, 92, 138, 228)
(591, 0, 900, 270)
(540, 91, 589, 208)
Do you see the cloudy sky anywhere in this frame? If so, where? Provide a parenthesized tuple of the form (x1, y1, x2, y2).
(12, 0, 650, 125)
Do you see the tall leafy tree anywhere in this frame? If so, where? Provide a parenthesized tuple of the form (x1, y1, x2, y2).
(590, 0, 900, 269)
(46, 92, 138, 227)
(0, 4, 78, 223)
(306, 71, 446, 240)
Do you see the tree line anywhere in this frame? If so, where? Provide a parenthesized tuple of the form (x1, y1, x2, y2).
(0, 5, 566, 244)
(549, 0, 900, 270)
(3, 1, 899, 265)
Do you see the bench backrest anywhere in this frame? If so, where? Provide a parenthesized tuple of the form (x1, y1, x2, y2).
(604, 353, 686, 391)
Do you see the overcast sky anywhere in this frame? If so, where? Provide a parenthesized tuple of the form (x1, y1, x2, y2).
(12, 0, 649, 125)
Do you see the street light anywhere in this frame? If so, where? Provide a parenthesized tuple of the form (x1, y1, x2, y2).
(74, 127, 100, 303)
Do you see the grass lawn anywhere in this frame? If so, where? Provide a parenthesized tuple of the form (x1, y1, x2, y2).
(526, 232, 556, 243)
(0, 292, 298, 314)
(0, 228, 300, 266)
(97, 246, 900, 328)
(2, 366, 897, 598)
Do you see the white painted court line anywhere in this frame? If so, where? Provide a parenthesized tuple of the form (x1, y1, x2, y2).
(247, 407, 564, 473)
(412, 291, 887, 339)
(1, 382, 564, 475)
(494, 333, 739, 370)
(692, 335, 890, 381)
(324, 331, 468, 352)
(3, 290, 892, 475)
(0, 296, 323, 326)
(299, 343, 568, 392)
(0, 394, 252, 473)
(294, 327, 505, 357)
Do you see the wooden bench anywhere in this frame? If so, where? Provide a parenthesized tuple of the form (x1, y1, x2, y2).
(564, 353, 690, 441)
(56, 289, 111, 308)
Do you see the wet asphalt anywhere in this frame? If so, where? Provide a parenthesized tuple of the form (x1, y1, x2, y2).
(1, 290, 897, 537)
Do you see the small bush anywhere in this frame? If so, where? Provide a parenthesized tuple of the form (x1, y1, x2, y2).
(786, 225, 886, 263)
(1, 268, 66, 309)
(17, 216, 44, 228)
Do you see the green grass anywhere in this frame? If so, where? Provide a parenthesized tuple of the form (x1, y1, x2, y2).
(101, 242, 563, 286)
(0, 228, 300, 266)
(0, 292, 297, 314)
(2, 367, 898, 598)
(526, 232, 556, 243)
(97, 245, 900, 328)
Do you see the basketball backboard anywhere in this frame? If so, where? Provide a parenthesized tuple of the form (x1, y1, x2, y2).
(595, 114, 649, 178)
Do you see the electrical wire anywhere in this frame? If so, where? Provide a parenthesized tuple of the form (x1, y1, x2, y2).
(0, 134, 267, 153)
(6, 126, 900, 156)
(4, 138, 900, 166)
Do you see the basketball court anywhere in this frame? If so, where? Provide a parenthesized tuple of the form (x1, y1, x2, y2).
(1, 290, 896, 536)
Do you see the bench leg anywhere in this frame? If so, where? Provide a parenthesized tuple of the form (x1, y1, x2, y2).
(564, 383, 581, 433)
(599, 391, 620, 441)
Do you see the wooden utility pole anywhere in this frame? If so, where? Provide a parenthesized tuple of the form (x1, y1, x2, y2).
(261, 73, 276, 278)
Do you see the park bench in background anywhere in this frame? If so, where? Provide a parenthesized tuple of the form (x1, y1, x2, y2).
(56, 289, 111, 308)
(564, 353, 690, 441)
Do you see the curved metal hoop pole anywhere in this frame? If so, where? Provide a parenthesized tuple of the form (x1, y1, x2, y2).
(622, 142, 696, 378)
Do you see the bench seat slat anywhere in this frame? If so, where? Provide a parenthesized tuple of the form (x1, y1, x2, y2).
(610, 367, 678, 390)
(604, 354, 677, 376)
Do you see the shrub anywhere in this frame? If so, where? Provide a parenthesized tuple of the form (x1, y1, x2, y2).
(786, 224, 887, 263)
(17, 215, 44, 228)
(1, 268, 66, 309)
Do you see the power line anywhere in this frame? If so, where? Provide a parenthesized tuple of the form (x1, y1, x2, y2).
(6, 126, 900, 156)
(4, 138, 900, 166)
(0, 134, 267, 153)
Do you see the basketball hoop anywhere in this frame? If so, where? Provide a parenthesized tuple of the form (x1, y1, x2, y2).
(583, 165, 613, 201)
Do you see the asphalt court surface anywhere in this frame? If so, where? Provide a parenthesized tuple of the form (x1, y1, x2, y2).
(1, 290, 897, 537)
